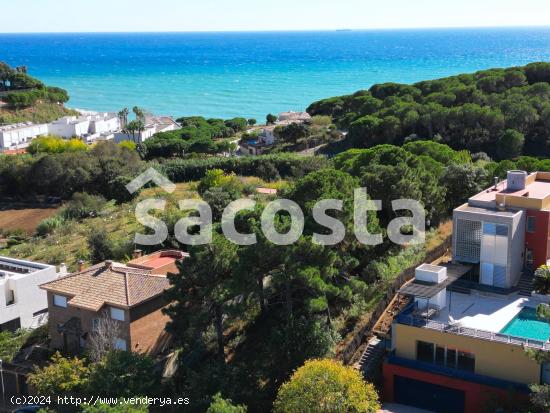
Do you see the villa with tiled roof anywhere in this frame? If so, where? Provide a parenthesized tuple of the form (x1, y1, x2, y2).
(40, 252, 183, 356)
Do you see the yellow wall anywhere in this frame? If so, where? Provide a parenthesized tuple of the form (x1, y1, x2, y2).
(495, 194, 544, 210)
(394, 324, 541, 384)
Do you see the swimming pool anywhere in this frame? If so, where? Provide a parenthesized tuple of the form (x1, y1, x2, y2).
(500, 307, 550, 342)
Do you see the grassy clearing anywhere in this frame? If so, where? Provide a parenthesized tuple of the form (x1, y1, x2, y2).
(2, 178, 280, 271)
(0, 101, 79, 124)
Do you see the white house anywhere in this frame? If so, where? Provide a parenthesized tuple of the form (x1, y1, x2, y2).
(0, 122, 49, 150)
(114, 116, 179, 144)
(0, 256, 66, 331)
(48, 112, 120, 142)
(48, 116, 90, 139)
(259, 125, 277, 145)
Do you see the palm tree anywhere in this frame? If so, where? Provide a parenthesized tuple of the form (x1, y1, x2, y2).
(117, 107, 129, 129)
(126, 120, 145, 143)
(132, 106, 145, 123)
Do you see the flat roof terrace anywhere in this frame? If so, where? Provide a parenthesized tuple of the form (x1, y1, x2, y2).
(432, 291, 529, 333)
(398, 291, 550, 350)
(0, 256, 51, 276)
(469, 172, 550, 210)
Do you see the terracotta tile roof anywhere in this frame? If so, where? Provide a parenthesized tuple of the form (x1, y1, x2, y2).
(40, 262, 170, 311)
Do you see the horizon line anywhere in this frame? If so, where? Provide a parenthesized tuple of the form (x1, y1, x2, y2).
(1, 24, 550, 35)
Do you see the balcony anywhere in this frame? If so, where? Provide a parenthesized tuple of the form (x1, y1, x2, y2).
(396, 305, 550, 352)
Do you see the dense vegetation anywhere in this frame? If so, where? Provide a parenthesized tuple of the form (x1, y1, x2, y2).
(0, 61, 69, 108)
(308, 62, 550, 158)
(0, 142, 144, 202)
(142, 116, 247, 159)
(157, 153, 329, 182)
(159, 140, 508, 411)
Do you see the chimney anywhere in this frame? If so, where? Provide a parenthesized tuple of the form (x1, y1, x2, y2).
(59, 263, 67, 275)
(132, 249, 143, 259)
(78, 260, 85, 272)
(494, 177, 499, 190)
(104, 260, 113, 269)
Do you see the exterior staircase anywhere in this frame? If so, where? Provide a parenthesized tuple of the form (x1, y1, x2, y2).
(517, 272, 534, 297)
(355, 336, 386, 380)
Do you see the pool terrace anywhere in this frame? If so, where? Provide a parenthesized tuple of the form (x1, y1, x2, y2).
(397, 291, 550, 351)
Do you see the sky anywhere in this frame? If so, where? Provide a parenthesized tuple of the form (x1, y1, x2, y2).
(1, 0, 549, 33)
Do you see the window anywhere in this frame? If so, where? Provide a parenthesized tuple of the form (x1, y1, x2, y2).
(527, 216, 536, 233)
(483, 223, 508, 237)
(416, 341, 475, 373)
(92, 318, 100, 332)
(457, 351, 476, 372)
(416, 341, 434, 363)
(480, 262, 507, 288)
(53, 294, 67, 308)
(110, 307, 125, 321)
(114, 338, 127, 351)
(5, 289, 15, 306)
(435, 346, 446, 366)
(495, 224, 509, 237)
(446, 348, 457, 369)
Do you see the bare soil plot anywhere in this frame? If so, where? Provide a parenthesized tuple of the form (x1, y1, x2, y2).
(0, 206, 60, 234)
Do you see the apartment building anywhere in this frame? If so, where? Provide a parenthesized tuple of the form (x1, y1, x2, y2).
(40, 251, 184, 356)
(49, 112, 120, 142)
(383, 171, 550, 413)
(0, 122, 49, 150)
(0, 256, 65, 331)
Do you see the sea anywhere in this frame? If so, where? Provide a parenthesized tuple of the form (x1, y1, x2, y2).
(1, 28, 550, 120)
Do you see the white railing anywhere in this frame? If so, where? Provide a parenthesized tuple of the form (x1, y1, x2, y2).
(397, 314, 550, 351)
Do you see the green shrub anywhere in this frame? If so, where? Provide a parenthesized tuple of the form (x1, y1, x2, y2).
(63, 192, 107, 220)
(534, 266, 550, 295)
(37, 216, 64, 236)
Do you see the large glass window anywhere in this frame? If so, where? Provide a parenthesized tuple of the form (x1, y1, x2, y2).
(457, 351, 476, 372)
(435, 346, 446, 366)
(446, 348, 457, 369)
(480, 262, 507, 287)
(416, 341, 475, 373)
(416, 341, 434, 363)
(483, 223, 508, 236)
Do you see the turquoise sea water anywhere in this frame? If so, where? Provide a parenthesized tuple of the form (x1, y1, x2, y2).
(500, 307, 550, 342)
(1, 28, 550, 119)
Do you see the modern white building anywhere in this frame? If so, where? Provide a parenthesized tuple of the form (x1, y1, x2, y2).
(113, 115, 179, 144)
(0, 122, 49, 150)
(48, 112, 120, 142)
(0, 256, 66, 331)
